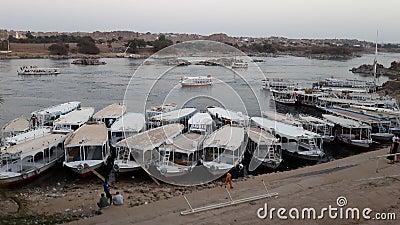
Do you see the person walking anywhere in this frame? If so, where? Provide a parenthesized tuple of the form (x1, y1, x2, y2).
(388, 137, 399, 164)
(103, 179, 113, 205)
(221, 172, 233, 189)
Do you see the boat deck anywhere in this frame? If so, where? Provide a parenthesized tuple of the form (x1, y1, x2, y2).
(33, 101, 81, 116)
(93, 103, 126, 119)
(64, 123, 108, 147)
(117, 124, 184, 151)
(328, 108, 387, 123)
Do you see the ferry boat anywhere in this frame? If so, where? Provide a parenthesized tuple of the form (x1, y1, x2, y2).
(322, 114, 372, 150)
(63, 123, 110, 176)
(202, 125, 247, 175)
(71, 58, 106, 65)
(262, 111, 302, 127)
(17, 66, 60, 75)
(298, 114, 335, 143)
(31, 101, 81, 127)
(271, 88, 302, 106)
(188, 112, 214, 134)
(252, 117, 325, 163)
(231, 61, 248, 69)
(325, 106, 393, 142)
(147, 107, 197, 129)
(5, 128, 51, 146)
(0, 131, 69, 186)
(117, 124, 184, 174)
(180, 75, 213, 87)
(247, 127, 282, 171)
(261, 78, 297, 91)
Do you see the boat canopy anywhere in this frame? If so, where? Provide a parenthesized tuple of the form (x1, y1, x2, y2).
(32, 101, 81, 117)
(322, 114, 371, 129)
(64, 123, 108, 147)
(93, 103, 126, 120)
(247, 127, 278, 145)
(251, 117, 320, 139)
(2, 133, 67, 158)
(203, 125, 245, 150)
(326, 107, 389, 124)
(150, 107, 196, 122)
(5, 128, 51, 145)
(116, 123, 184, 151)
(298, 114, 335, 127)
(2, 118, 30, 133)
(110, 112, 145, 132)
(54, 107, 95, 127)
(188, 112, 213, 126)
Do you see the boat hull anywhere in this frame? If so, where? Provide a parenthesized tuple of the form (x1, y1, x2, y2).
(282, 150, 324, 163)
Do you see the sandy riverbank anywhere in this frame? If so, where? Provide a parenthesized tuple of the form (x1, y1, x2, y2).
(2, 146, 399, 224)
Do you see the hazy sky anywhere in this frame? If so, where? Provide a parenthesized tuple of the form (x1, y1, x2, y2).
(1, 0, 399, 42)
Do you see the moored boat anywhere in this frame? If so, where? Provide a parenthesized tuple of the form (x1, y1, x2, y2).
(63, 123, 110, 176)
(207, 106, 249, 127)
(251, 117, 325, 163)
(0, 131, 68, 186)
(2, 118, 30, 138)
(148, 107, 197, 129)
(110, 113, 145, 147)
(53, 107, 95, 133)
(31, 101, 81, 127)
(93, 103, 126, 128)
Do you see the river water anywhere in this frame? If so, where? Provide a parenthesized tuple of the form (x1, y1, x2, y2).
(0, 53, 399, 138)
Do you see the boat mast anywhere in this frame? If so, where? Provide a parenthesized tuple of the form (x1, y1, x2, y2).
(373, 30, 378, 86)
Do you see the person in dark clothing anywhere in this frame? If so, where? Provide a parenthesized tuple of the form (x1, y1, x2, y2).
(103, 179, 112, 205)
(388, 137, 399, 164)
(97, 193, 109, 208)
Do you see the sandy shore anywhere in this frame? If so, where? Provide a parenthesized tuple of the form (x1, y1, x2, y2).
(2, 146, 399, 224)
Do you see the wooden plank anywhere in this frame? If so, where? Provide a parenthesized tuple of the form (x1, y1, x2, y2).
(84, 163, 105, 182)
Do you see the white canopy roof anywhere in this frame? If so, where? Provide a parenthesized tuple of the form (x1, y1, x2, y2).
(203, 125, 245, 150)
(251, 117, 320, 139)
(93, 103, 126, 120)
(207, 106, 249, 123)
(2, 118, 30, 133)
(111, 112, 145, 132)
(5, 128, 51, 145)
(150, 107, 196, 122)
(322, 114, 371, 129)
(32, 101, 81, 116)
(188, 112, 213, 126)
(64, 123, 108, 147)
(54, 107, 95, 126)
(117, 123, 184, 151)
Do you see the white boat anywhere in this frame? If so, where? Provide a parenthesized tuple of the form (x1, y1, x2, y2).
(146, 103, 177, 118)
(247, 127, 282, 170)
(5, 128, 51, 146)
(93, 103, 126, 128)
(31, 101, 81, 127)
(116, 124, 184, 173)
(148, 107, 197, 128)
(188, 112, 214, 134)
(202, 125, 246, 175)
(271, 89, 302, 106)
(322, 114, 372, 150)
(157, 132, 205, 177)
(2, 118, 30, 138)
(110, 113, 145, 147)
(207, 106, 249, 127)
(312, 78, 377, 93)
(325, 107, 393, 142)
(53, 107, 95, 133)
(251, 117, 325, 163)
(180, 75, 212, 87)
(231, 61, 248, 69)
(0, 131, 68, 186)
(298, 114, 335, 143)
(17, 66, 60, 75)
(262, 111, 302, 127)
(261, 78, 297, 91)
(63, 123, 110, 176)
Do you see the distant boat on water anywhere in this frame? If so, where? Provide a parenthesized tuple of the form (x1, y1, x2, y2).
(72, 58, 106, 65)
(17, 66, 60, 75)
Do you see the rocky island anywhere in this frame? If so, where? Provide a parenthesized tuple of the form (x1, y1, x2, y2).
(351, 61, 400, 79)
